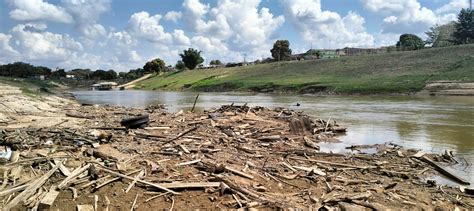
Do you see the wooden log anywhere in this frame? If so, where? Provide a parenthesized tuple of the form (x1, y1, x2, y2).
(98, 167, 179, 195)
(4, 162, 62, 210)
(225, 166, 254, 180)
(257, 135, 281, 142)
(414, 154, 470, 185)
(0, 183, 29, 197)
(304, 136, 320, 150)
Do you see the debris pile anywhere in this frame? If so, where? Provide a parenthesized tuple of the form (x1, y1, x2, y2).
(0, 103, 473, 210)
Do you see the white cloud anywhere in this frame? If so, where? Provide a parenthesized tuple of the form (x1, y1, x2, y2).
(164, 11, 182, 23)
(361, 0, 462, 34)
(10, 23, 83, 61)
(282, 0, 374, 48)
(127, 11, 173, 43)
(172, 29, 191, 46)
(7, 0, 73, 23)
(61, 0, 111, 38)
(0, 33, 19, 63)
(436, 0, 469, 14)
(182, 0, 284, 61)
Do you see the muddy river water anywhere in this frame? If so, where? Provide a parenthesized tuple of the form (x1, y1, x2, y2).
(72, 90, 473, 185)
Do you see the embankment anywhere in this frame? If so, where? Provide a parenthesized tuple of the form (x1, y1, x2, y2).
(137, 44, 474, 94)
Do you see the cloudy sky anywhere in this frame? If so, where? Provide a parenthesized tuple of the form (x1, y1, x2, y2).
(0, 0, 469, 71)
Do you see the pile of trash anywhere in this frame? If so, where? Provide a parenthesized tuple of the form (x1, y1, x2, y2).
(0, 103, 472, 210)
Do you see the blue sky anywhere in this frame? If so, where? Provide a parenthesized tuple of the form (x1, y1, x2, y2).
(0, 0, 469, 71)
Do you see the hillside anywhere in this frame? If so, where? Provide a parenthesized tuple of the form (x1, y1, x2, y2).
(137, 44, 474, 94)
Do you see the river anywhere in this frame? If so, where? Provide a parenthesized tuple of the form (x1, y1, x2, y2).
(72, 90, 474, 185)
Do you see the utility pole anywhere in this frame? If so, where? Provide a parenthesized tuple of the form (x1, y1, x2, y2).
(243, 53, 247, 63)
(470, 0, 472, 10)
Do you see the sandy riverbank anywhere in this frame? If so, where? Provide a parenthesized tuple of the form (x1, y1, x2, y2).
(0, 82, 473, 210)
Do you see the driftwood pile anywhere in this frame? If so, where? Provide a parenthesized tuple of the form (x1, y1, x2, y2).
(0, 103, 472, 210)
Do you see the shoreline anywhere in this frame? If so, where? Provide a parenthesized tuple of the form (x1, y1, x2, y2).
(1, 82, 473, 209)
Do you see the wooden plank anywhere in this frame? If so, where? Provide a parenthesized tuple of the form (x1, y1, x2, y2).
(38, 190, 59, 209)
(77, 204, 94, 211)
(4, 162, 61, 210)
(418, 155, 470, 185)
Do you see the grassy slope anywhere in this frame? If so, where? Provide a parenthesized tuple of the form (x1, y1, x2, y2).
(138, 44, 474, 94)
(0, 77, 56, 96)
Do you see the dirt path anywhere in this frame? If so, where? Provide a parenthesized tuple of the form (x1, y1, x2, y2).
(419, 81, 474, 96)
(117, 74, 154, 90)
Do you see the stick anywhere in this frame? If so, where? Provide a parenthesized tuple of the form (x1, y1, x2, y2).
(4, 161, 62, 210)
(145, 192, 169, 203)
(191, 93, 200, 112)
(131, 193, 138, 211)
(125, 170, 145, 193)
(57, 164, 91, 189)
(175, 159, 201, 167)
(156, 182, 221, 189)
(98, 167, 179, 195)
(161, 127, 197, 146)
(93, 169, 142, 191)
(290, 157, 375, 170)
(225, 166, 254, 180)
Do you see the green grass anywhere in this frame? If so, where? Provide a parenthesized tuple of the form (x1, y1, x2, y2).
(139, 44, 474, 94)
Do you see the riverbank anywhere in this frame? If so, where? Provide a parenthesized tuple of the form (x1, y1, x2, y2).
(1, 82, 473, 209)
(137, 44, 474, 95)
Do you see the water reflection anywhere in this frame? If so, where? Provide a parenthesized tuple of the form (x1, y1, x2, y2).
(72, 90, 474, 184)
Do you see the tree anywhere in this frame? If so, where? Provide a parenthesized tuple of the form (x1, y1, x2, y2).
(452, 9, 474, 45)
(51, 69, 67, 78)
(396, 34, 424, 50)
(175, 60, 186, 70)
(179, 48, 204, 70)
(425, 22, 456, 47)
(143, 58, 166, 73)
(271, 40, 292, 61)
(425, 25, 440, 45)
(210, 60, 222, 65)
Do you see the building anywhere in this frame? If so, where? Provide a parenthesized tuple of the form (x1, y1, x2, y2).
(91, 82, 118, 90)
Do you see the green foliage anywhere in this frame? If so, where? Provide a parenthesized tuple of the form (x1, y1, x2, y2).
(396, 34, 425, 50)
(452, 9, 474, 45)
(122, 68, 145, 80)
(210, 60, 223, 65)
(425, 25, 440, 45)
(51, 69, 66, 78)
(271, 40, 292, 61)
(0, 62, 52, 78)
(175, 60, 186, 71)
(90, 69, 117, 80)
(143, 58, 166, 73)
(179, 48, 204, 70)
(68, 69, 92, 79)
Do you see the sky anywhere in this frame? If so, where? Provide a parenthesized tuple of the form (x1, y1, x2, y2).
(0, 0, 470, 71)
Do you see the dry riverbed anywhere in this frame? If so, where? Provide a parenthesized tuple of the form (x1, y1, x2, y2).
(0, 83, 473, 210)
